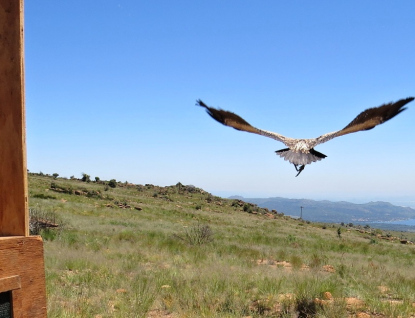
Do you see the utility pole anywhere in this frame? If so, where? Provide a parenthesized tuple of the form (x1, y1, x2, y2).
(300, 206, 304, 219)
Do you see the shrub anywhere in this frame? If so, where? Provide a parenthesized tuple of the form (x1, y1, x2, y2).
(50, 182, 73, 194)
(81, 173, 91, 182)
(296, 297, 318, 318)
(32, 193, 57, 200)
(175, 223, 214, 245)
(29, 207, 62, 240)
(243, 203, 253, 213)
(108, 179, 117, 188)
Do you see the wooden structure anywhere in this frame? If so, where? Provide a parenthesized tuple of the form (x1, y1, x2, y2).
(0, 0, 47, 317)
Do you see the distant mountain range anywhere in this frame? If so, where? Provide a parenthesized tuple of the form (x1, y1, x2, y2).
(229, 196, 415, 224)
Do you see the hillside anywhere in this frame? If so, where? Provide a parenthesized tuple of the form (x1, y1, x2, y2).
(28, 173, 415, 318)
(234, 196, 415, 224)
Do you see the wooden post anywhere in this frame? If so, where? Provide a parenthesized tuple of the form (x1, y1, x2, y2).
(0, 0, 28, 236)
(0, 1, 47, 317)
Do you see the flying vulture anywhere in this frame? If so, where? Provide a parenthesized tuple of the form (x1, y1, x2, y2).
(196, 97, 414, 176)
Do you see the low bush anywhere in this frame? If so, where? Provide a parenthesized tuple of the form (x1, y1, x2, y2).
(29, 207, 63, 240)
(174, 223, 214, 245)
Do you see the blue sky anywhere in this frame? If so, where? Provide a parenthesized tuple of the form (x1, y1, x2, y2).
(25, 1, 415, 206)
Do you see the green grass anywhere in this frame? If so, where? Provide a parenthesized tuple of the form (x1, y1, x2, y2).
(28, 173, 415, 317)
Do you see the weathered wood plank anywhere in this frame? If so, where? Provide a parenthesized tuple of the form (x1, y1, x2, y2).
(0, 0, 28, 235)
(0, 3, 46, 317)
(0, 236, 47, 317)
(0, 275, 21, 293)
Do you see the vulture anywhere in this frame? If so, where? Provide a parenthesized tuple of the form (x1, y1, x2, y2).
(196, 97, 414, 176)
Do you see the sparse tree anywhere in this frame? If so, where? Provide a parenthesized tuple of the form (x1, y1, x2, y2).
(52, 173, 59, 179)
(81, 173, 91, 183)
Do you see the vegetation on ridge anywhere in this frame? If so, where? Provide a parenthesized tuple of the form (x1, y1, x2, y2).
(28, 172, 415, 317)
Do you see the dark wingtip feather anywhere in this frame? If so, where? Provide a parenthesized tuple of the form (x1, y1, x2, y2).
(196, 99, 215, 119)
(195, 99, 257, 132)
(196, 99, 219, 120)
(382, 97, 414, 122)
(195, 99, 227, 125)
(341, 97, 414, 132)
(196, 99, 207, 108)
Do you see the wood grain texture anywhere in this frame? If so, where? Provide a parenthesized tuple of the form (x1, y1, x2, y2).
(0, 2, 47, 317)
(0, 236, 47, 317)
(0, 0, 28, 235)
(0, 275, 21, 293)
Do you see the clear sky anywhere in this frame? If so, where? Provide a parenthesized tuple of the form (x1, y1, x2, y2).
(24, 1, 415, 207)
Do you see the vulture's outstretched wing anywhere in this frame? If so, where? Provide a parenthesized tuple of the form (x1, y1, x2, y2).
(196, 99, 290, 144)
(315, 97, 414, 145)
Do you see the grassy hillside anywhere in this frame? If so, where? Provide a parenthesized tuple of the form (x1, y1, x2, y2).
(28, 173, 415, 317)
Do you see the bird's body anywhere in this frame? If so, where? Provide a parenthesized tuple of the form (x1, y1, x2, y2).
(196, 97, 414, 176)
